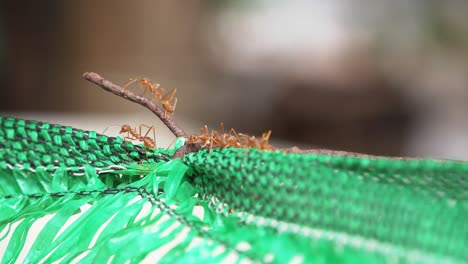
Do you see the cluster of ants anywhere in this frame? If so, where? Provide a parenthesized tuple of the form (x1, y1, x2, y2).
(187, 123, 273, 150)
(119, 123, 273, 151)
(117, 77, 273, 152)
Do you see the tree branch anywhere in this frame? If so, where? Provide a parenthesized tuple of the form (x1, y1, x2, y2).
(83, 72, 187, 138)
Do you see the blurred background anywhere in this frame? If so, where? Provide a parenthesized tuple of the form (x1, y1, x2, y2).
(1, 0, 468, 159)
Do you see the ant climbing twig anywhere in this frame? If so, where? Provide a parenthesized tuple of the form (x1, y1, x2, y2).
(83, 72, 186, 138)
(124, 77, 178, 116)
(124, 78, 164, 99)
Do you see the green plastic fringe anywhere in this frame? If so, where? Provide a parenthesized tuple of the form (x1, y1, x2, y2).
(1, 116, 467, 263)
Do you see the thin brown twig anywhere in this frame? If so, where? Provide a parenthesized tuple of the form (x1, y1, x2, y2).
(83, 72, 187, 138)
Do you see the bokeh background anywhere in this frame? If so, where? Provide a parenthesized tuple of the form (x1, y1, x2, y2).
(1, 0, 468, 159)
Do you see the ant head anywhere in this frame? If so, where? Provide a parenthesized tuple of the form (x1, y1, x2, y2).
(187, 135, 198, 143)
(139, 79, 150, 85)
(120, 125, 131, 133)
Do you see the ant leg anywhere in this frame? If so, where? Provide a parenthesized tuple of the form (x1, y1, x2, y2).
(165, 97, 177, 117)
(167, 137, 180, 150)
(101, 125, 122, 135)
(172, 97, 178, 113)
(140, 124, 156, 148)
(140, 79, 160, 98)
(263, 130, 272, 141)
(229, 128, 241, 141)
(150, 83, 161, 99)
(201, 125, 209, 136)
(139, 85, 148, 97)
(212, 134, 222, 147)
(143, 144, 149, 158)
(156, 86, 166, 100)
(163, 88, 177, 101)
(208, 130, 215, 153)
(138, 78, 150, 96)
(162, 89, 177, 117)
(151, 127, 156, 147)
(218, 122, 225, 135)
(102, 127, 110, 134)
(229, 128, 236, 135)
(123, 78, 138, 89)
(123, 136, 137, 142)
(133, 125, 139, 139)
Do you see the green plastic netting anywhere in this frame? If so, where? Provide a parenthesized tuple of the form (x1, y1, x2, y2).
(0, 116, 467, 263)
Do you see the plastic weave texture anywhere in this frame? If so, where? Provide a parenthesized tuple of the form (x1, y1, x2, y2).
(0, 116, 467, 263)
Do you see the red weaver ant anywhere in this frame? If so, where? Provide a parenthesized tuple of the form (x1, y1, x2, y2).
(124, 77, 177, 116)
(119, 124, 157, 148)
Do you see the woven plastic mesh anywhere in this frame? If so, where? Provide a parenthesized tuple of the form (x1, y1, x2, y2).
(1, 116, 467, 263)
